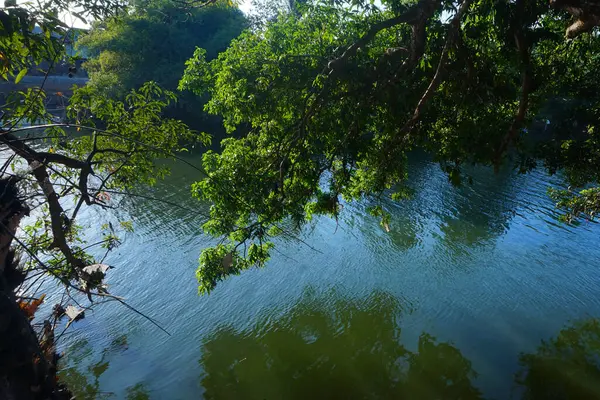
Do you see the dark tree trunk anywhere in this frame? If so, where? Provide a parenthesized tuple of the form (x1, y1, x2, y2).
(0, 293, 54, 400)
(0, 178, 69, 400)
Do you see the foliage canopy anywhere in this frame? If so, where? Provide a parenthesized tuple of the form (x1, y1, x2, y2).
(180, 0, 600, 293)
(0, 0, 202, 395)
(77, 1, 247, 122)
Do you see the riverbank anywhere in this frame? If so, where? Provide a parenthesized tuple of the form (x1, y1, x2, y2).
(0, 76, 88, 94)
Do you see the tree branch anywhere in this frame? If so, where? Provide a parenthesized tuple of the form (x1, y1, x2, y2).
(494, 0, 532, 169)
(0, 134, 85, 269)
(327, 0, 440, 74)
(0, 132, 87, 169)
(400, 0, 473, 141)
(1, 123, 206, 174)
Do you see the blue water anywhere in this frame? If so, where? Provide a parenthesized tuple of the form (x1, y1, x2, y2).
(49, 154, 600, 399)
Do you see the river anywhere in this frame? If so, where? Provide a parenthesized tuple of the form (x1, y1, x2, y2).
(48, 152, 600, 399)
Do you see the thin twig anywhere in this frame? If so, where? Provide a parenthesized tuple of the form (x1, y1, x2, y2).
(96, 188, 207, 217)
(274, 223, 324, 254)
(271, 246, 299, 263)
(93, 292, 172, 336)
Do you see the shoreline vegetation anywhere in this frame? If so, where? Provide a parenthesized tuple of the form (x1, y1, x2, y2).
(2, 0, 600, 398)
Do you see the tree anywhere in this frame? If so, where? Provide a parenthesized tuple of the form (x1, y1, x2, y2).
(77, 1, 247, 126)
(0, 83, 196, 398)
(179, 0, 600, 293)
(244, 0, 308, 25)
(0, 0, 201, 397)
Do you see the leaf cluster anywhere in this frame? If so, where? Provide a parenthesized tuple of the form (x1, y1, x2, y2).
(182, 0, 600, 292)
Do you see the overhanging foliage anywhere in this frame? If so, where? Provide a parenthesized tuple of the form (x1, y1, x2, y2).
(180, 0, 600, 293)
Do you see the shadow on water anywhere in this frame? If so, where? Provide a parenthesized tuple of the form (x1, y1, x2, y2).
(199, 289, 482, 400)
(347, 154, 526, 255)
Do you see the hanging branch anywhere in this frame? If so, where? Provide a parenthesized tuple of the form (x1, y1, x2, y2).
(1, 123, 206, 174)
(396, 0, 474, 145)
(494, 0, 532, 169)
(326, 0, 440, 75)
(2, 222, 172, 336)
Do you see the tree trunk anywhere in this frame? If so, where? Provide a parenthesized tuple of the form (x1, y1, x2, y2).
(0, 178, 69, 400)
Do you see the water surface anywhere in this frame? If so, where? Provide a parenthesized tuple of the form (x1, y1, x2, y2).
(52, 154, 600, 399)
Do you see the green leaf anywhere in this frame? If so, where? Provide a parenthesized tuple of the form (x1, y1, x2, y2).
(14, 68, 27, 84)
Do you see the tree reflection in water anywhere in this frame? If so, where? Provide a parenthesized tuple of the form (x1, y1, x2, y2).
(199, 290, 482, 400)
(516, 318, 600, 400)
(58, 335, 150, 400)
(56, 295, 600, 399)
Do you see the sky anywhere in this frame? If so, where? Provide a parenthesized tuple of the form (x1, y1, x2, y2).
(57, 0, 254, 29)
(239, 0, 253, 14)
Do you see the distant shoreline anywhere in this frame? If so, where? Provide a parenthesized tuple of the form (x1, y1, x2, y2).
(0, 76, 88, 95)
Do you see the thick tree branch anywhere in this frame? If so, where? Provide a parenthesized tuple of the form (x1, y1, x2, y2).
(0, 134, 85, 269)
(550, 0, 600, 38)
(1, 123, 205, 174)
(77, 131, 100, 210)
(293, 0, 443, 148)
(494, 0, 532, 169)
(0, 132, 87, 169)
(30, 163, 84, 269)
(405, 0, 440, 70)
(372, 0, 439, 90)
(400, 0, 474, 140)
(327, 0, 441, 74)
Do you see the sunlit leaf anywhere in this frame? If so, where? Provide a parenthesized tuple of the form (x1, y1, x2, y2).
(14, 68, 27, 84)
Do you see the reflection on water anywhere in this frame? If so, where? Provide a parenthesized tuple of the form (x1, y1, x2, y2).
(58, 336, 151, 399)
(60, 290, 600, 400)
(201, 290, 481, 399)
(349, 157, 537, 259)
(124, 384, 151, 400)
(50, 151, 600, 399)
(202, 292, 600, 400)
(517, 319, 600, 399)
(204, 300, 600, 400)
